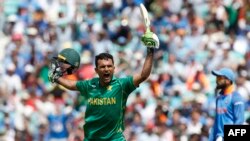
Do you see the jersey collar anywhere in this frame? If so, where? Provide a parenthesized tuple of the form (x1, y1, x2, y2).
(223, 84, 234, 95)
(111, 75, 117, 82)
(97, 75, 117, 87)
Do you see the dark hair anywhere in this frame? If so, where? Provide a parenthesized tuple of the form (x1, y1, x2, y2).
(95, 53, 114, 67)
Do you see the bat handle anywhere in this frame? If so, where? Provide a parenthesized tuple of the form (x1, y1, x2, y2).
(146, 27, 151, 33)
(146, 42, 153, 46)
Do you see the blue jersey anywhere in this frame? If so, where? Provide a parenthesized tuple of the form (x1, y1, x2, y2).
(212, 91, 245, 139)
(48, 114, 69, 139)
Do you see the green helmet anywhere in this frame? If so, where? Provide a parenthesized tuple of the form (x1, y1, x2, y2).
(56, 48, 81, 69)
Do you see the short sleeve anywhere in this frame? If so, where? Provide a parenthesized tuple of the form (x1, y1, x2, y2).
(119, 76, 137, 96)
(76, 80, 88, 96)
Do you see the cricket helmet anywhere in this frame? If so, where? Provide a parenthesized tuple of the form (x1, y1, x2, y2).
(55, 48, 81, 69)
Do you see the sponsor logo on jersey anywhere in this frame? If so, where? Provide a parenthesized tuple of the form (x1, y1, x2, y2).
(217, 108, 228, 114)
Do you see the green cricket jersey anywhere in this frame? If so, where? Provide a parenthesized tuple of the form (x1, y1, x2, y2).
(76, 76, 137, 141)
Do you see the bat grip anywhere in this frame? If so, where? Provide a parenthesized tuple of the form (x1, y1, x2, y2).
(146, 42, 153, 46)
(145, 40, 155, 47)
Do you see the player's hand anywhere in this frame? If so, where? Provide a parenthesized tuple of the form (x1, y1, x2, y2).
(48, 62, 63, 83)
(141, 31, 159, 49)
(48, 70, 62, 83)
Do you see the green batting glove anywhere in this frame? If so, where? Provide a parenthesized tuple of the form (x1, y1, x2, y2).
(141, 31, 159, 48)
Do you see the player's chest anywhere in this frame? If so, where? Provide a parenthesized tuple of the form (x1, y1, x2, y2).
(216, 96, 233, 113)
(87, 84, 122, 106)
(89, 83, 121, 95)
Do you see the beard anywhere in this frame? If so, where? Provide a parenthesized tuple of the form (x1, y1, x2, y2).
(216, 83, 227, 90)
(215, 80, 227, 94)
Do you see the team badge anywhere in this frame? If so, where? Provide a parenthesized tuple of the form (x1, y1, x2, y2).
(107, 85, 112, 91)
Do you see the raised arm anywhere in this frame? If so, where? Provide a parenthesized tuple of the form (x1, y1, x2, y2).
(133, 31, 159, 87)
(133, 48, 154, 87)
(48, 69, 78, 90)
(57, 77, 78, 90)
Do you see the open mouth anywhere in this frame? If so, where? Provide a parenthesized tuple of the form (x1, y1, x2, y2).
(104, 73, 110, 78)
(103, 73, 111, 81)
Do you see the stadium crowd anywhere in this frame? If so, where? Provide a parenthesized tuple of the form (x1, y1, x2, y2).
(0, 0, 250, 141)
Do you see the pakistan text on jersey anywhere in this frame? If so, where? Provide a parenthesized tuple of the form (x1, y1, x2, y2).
(88, 97, 116, 105)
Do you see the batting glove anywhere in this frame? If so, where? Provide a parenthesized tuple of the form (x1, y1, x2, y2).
(141, 31, 159, 49)
(48, 63, 63, 83)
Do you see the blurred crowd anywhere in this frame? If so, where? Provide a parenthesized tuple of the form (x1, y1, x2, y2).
(0, 0, 250, 141)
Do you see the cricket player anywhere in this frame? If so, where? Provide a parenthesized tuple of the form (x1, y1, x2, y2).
(48, 31, 159, 141)
(210, 68, 245, 141)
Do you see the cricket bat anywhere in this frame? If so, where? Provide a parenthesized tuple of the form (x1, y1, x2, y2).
(139, 3, 151, 33)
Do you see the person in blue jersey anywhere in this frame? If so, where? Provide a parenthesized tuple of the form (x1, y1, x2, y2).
(47, 102, 72, 141)
(210, 68, 245, 141)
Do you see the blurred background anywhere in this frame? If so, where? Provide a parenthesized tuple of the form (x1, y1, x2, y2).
(0, 0, 250, 141)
